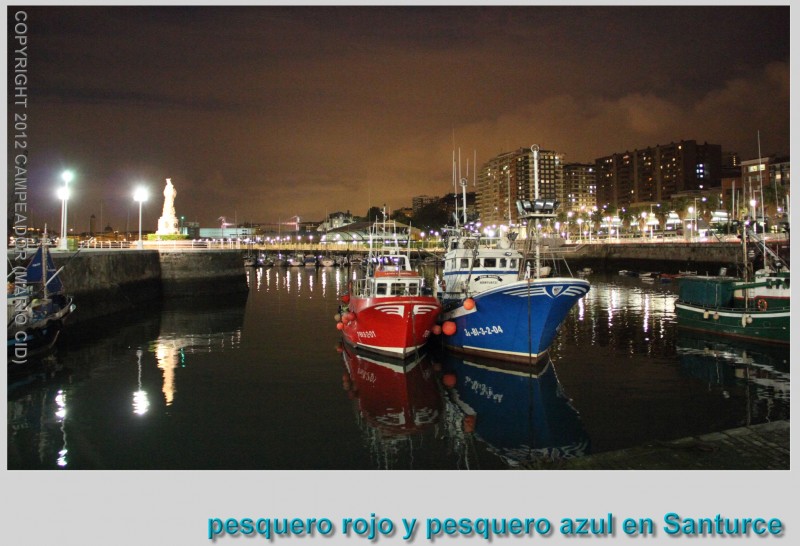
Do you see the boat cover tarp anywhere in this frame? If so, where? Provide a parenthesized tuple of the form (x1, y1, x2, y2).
(678, 276, 735, 307)
(26, 247, 63, 294)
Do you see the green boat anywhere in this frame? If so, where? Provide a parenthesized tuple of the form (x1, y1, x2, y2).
(675, 247, 790, 345)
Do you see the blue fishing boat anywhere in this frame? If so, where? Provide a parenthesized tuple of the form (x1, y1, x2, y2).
(7, 235, 76, 362)
(438, 150, 589, 363)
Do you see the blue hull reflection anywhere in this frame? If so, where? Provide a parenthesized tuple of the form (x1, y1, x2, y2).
(437, 351, 590, 467)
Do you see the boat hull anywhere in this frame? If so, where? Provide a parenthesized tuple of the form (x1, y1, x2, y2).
(342, 296, 441, 359)
(7, 297, 75, 362)
(674, 302, 789, 344)
(440, 278, 590, 363)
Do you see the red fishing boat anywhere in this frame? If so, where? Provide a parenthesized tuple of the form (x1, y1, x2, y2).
(337, 218, 440, 359)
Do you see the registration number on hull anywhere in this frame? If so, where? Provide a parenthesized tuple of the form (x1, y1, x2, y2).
(464, 325, 504, 337)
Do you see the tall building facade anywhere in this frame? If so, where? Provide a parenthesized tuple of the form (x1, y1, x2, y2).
(563, 163, 597, 213)
(595, 140, 723, 210)
(476, 147, 565, 225)
(740, 155, 790, 217)
(412, 195, 439, 215)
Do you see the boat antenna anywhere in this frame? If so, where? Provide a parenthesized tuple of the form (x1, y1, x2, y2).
(452, 149, 460, 228)
(460, 177, 468, 226)
(757, 131, 768, 265)
(531, 144, 541, 278)
(473, 150, 477, 187)
(531, 144, 540, 200)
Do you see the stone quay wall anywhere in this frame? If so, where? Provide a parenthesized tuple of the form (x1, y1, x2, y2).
(42, 249, 248, 323)
(558, 242, 746, 274)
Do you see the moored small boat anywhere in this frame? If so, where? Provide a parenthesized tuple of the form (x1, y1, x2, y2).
(8, 234, 76, 363)
(675, 232, 789, 345)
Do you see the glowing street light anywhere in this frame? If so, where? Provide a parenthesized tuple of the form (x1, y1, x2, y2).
(57, 170, 74, 250)
(691, 197, 706, 241)
(133, 186, 148, 250)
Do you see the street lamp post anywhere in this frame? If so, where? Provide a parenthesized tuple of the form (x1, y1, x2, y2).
(691, 197, 706, 241)
(58, 170, 74, 250)
(133, 187, 148, 250)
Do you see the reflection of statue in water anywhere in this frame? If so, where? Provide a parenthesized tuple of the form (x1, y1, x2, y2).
(157, 178, 180, 235)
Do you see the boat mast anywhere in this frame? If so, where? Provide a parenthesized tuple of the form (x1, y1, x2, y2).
(452, 149, 459, 229)
(532, 144, 541, 279)
(42, 225, 49, 301)
(757, 131, 768, 267)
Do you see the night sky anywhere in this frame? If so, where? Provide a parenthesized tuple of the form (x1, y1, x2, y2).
(9, 5, 790, 234)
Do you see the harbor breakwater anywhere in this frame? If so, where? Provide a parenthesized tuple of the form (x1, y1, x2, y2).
(43, 249, 248, 323)
(551, 241, 789, 274)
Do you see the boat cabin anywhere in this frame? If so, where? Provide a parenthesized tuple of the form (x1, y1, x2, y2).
(356, 252, 426, 298)
(371, 254, 410, 271)
(373, 279, 421, 297)
(449, 255, 519, 271)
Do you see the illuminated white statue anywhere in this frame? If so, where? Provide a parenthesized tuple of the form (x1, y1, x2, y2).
(156, 178, 180, 235)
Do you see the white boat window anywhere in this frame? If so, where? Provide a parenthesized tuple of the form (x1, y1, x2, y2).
(473, 258, 480, 267)
(376, 283, 387, 295)
(510, 258, 518, 268)
(499, 258, 507, 268)
(484, 258, 497, 268)
(460, 258, 469, 268)
(391, 283, 405, 296)
(408, 284, 418, 295)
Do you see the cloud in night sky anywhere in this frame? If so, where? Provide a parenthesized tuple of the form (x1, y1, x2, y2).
(9, 5, 790, 232)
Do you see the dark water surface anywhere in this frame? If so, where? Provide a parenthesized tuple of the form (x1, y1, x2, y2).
(7, 267, 789, 469)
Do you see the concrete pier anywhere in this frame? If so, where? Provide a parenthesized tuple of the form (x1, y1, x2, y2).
(37, 248, 248, 323)
(531, 421, 789, 470)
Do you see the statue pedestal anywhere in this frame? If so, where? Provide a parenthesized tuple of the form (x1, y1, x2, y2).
(157, 216, 179, 235)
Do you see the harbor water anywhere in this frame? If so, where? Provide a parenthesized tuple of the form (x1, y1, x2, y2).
(7, 266, 789, 469)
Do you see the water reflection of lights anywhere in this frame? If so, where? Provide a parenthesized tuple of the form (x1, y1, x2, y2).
(295, 271, 302, 295)
(133, 348, 150, 415)
(54, 390, 67, 420)
(321, 268, 327, 297)
(55, 389, 68, 467)
(154, 342, 178, 406)
(308, 272, 314, 294)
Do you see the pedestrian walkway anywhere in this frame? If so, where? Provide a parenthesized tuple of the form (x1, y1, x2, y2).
(536, 421, 789, 470)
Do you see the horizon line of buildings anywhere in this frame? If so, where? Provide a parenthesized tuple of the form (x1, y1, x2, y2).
(420, 139, 790, 226)
(51, 137, 791, 241)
